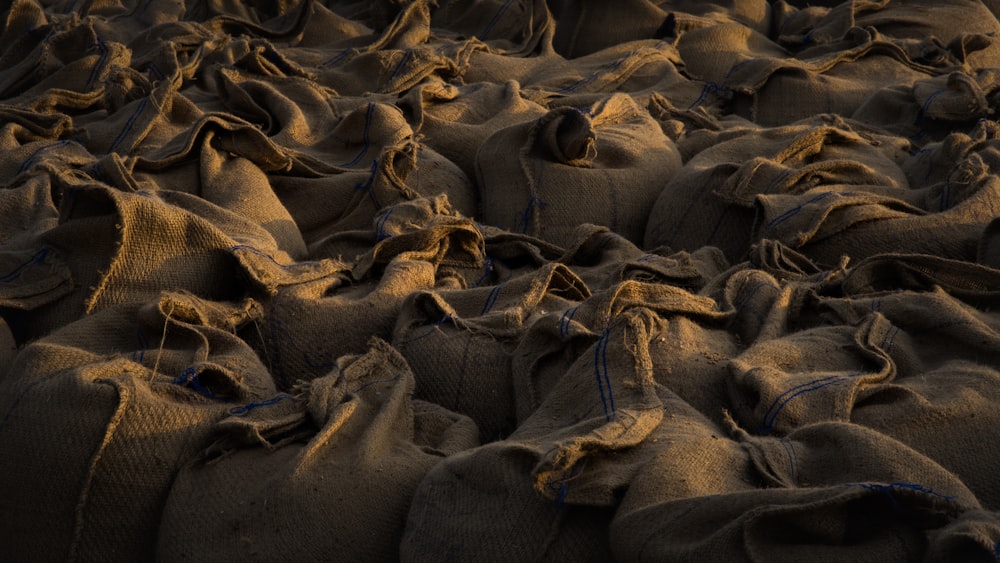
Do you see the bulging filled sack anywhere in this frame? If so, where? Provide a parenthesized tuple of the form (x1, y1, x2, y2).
(477, 93, 682, 247)
(0, 291, 276, 562)
(157, 338, 479, 562)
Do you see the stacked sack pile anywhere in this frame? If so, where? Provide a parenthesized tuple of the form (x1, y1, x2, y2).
(2, 0, 1000, 560)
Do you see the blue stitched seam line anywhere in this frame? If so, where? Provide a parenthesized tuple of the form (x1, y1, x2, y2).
(387, 48, 414, 83)
(916, 89, 946, 125)
(108, 97, 149, 154)
(18, 140, 72, 174)
(473, 257, 495, 287)
(131, 329, 149, 364)
(559, 306, 580, 338)
(760, 373, 861, 434)
(0, 248, 49, 283)
(557, 56, 627, 94)
(354, 159, 381, 209)
(735, 281, 778, 310)
(880, 325, 899, 353)
(352, 373, 402, 393)
(593, 328, 616, 422)
(340, 103, 375, 168)
(86, 37, 109, 90)
(319, 48, 352, 69)
(375, 208, 394, 241)
(480, 0, 514, 40)
(229, 245, 319, 269)
(228, 393, 293, 416)
(765, 191, 835, 230)
(171, 367, 216, 398)
(481, 284, 503, 315)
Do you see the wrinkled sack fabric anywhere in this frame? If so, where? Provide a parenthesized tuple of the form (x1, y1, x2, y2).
(2, 0, 1000, 561)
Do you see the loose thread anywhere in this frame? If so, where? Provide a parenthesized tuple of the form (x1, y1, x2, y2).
(149, 301, 175, 381)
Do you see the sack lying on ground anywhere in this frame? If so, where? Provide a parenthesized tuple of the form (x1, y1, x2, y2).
(157, 338, 479, 562)
(0, 292, 276, 562)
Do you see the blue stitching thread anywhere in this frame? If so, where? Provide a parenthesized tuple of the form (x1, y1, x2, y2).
(228, 393, 293, 415)
(916, 89, 946, 125)
(880, 325, 899, 353)
(340, 103, 375, 168)
(172, 367, 216, 398)
(849, 481, 957, 504)
(593, 328, 616, 422)
(354, 159, 382, 209)
(108, 97, 149, 154)
(86, 37, 109, 90)
(375, 207, 393, 241)
(0, 248, 49, 283)
(319, 48, 352, 69)
(765, 191, 835, 230)
(230, 245, 319, 269)
(940, 177, 952, 211)
(481, 284, 503, 315)
(131, 329, 148, 364)
(17, 140, 73, 174)
(760, 372, 861, 434)
(780, 438, 799, 484)
(557, 56, 628, 94)
(473, 257, 495, 288)
(688, 82, 725, 110)
(559, 306, 580, 338)
(735, 281, 778, 310)
(480, 0, 514, 40)
(387, 48, 414, 83)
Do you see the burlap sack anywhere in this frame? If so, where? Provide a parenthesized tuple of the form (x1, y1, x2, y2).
(512, 276, 729, 425)
(265, 100, 477, 250)
(611, 418, 991, 562)
(396, 78, 547, 181)
(645, 118, 910, 263)
(393, 261, 588, 441)
(402, 307, 665, 562)
(157, 338, 480, 562)
(0, 292, 276, 562)
(549, 0, 771, 58)
(750, 120, 1000, 265)
(478, 93, 682, 247)
(16, 178, 292, 340)
(557, 224, 729, 293)
(462, 38, 694, 105)
(431, 0, 554, 56)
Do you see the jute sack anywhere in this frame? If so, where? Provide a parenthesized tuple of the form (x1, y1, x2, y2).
(402, 308, 666, 562)
(818, 255, 1000, 509)
(396, 78, 547, 182)
(751, 149, 1000, 265)
(0, 292, 276, 562)
(477, 93, 682, 247)
(644, 118, 909, 263)
(265, 101, 477, 251)
(22, 178, 290, 340)
(774, 0, 1000, 70)
(308, 0, 477, 96)
(549, 0, 771, 58)
(557, 224, 729, 293)
(512, 277, 729, 425)
(157, 338, 480, 562)
(676, 19, 958, 127)
(462, 39, 693, 106)
(431, 0, 554, 56)
(611, 418, 990, 562)
(393, 261, 589, 441)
